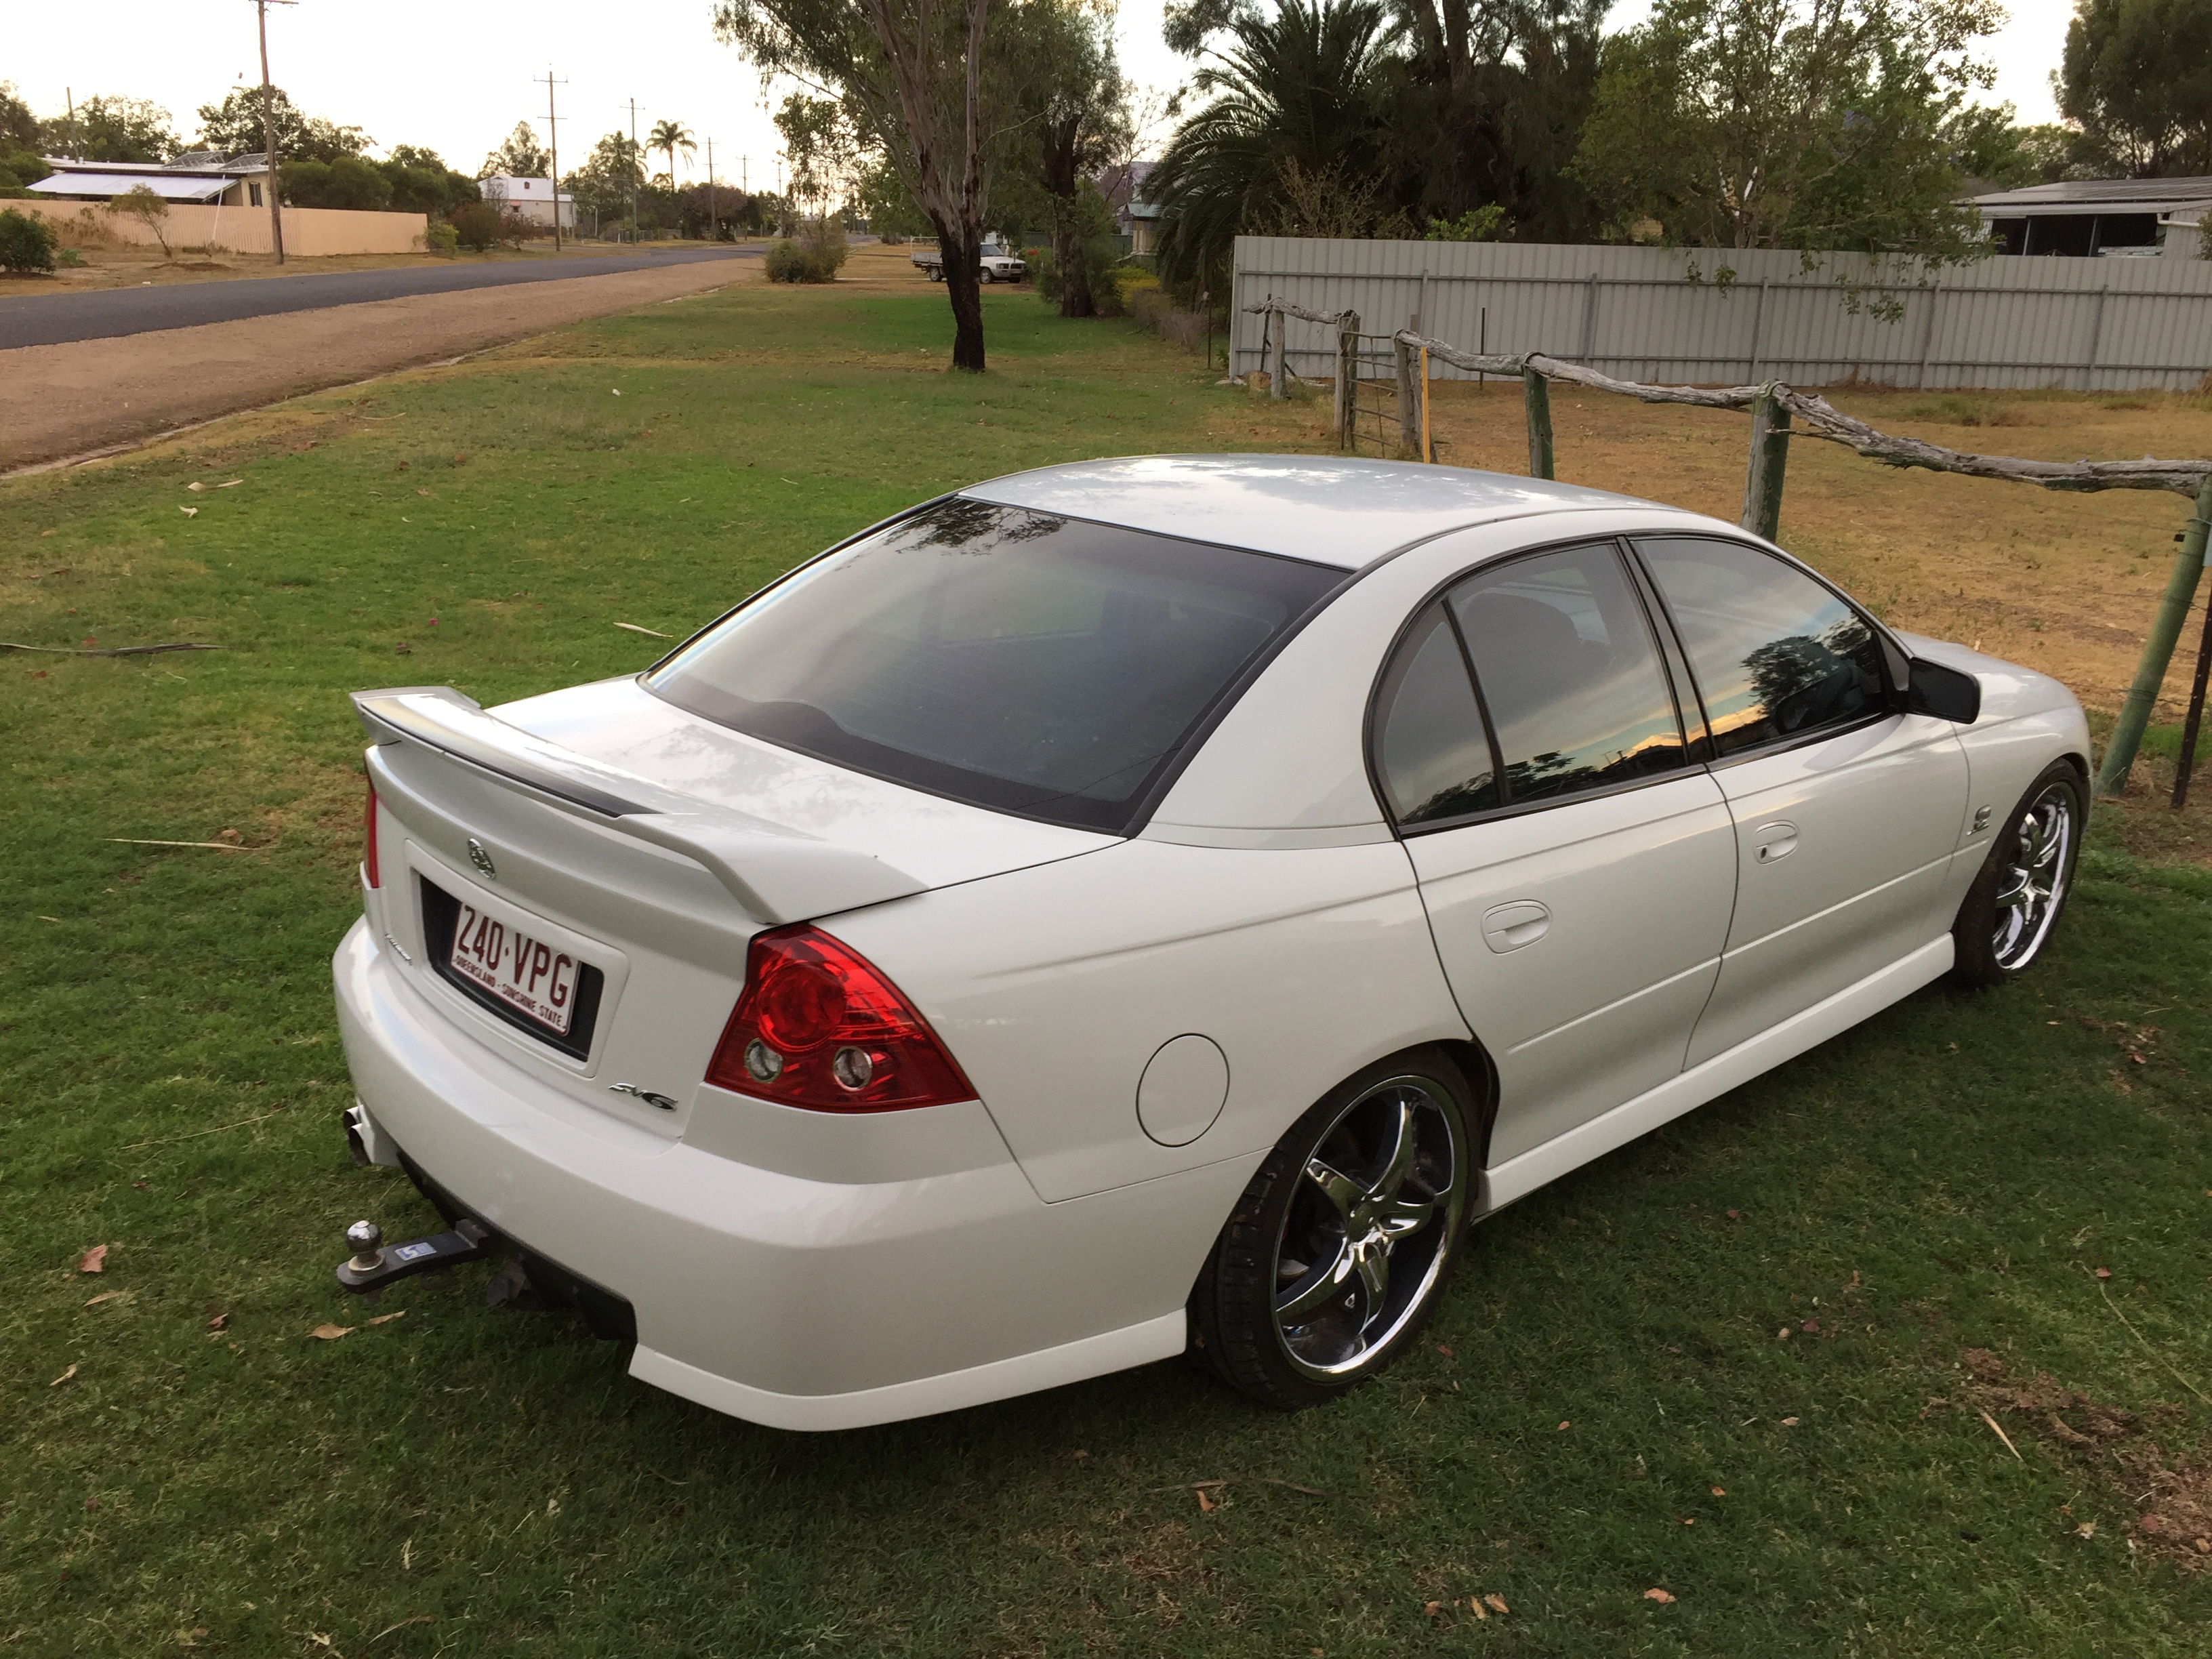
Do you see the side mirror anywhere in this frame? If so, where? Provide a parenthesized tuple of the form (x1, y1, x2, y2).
(1906, 658, 1980, 724)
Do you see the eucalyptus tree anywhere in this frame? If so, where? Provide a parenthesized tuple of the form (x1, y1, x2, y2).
(1010, 3, 1132, 316)
(2060, 0, 2212, 176)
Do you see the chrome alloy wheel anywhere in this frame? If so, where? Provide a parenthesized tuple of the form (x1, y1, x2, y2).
(1992, 783, 2076, 971)
(1271, 1073, 1469, 1380)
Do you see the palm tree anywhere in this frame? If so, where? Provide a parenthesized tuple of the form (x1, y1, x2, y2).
(1150, 0, 1395, 293)
(649, 119, 695, 195)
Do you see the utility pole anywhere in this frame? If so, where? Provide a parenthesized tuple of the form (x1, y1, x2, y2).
(628, 97, 639, 242)
(706, 136, 716, 239)
(251, 0, 297, 264)
(537, 68, 567, 251)
(65, 88, 77, 159)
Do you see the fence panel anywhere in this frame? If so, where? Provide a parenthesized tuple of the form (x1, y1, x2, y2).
(1230, 237, 2212, 392)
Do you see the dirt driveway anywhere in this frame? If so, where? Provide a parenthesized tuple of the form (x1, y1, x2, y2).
(0, 255, 761, 472)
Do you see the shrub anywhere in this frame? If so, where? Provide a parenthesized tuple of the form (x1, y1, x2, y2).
(764, 218, 848, 283)
(423, 220, 459, 254)
(108, 184, 173, 256)
(499, 209, 549, 247)
(449, 201, 501, 251)
(1033, 236, 1134, 316)
(0, 205, 58, 272)
(0, 165, 21, 199)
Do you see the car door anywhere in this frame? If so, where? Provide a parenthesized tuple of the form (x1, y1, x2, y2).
(1632, 535, 1971, 1067)
(1376, 539, 1740, 1164)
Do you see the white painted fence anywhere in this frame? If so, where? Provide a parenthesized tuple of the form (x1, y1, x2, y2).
(1229, 237, 2212, 392)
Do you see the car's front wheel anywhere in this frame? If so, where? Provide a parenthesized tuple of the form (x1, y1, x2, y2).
(979, 267, 995, 284)
(1190, 1052, 1475, 1410)
(1950, 759, 2086, 986)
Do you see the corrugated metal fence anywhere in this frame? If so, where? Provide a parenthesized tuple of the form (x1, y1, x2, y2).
(1230, 237, 2212, 392)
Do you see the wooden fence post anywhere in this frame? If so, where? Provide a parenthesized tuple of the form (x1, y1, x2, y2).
(1523, 366, 1555, 480)
(1269, 307, 1286, 400)
(2098, 475, 2212, 797)
(1420, 346, 1433, 462)
(1335, 314, 1359, 451)
(1394, 331, 1419, 458)
(1739, 386, 1791, 541)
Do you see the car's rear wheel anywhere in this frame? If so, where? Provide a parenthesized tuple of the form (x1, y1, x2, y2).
(1190, 1052, 1475, 1410)
(1950, 760, 2086, 986)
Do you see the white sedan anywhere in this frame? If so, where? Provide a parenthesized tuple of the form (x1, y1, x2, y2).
(331, 456, 2089, 1429)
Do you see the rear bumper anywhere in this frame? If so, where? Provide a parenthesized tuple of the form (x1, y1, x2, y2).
(332, 919, 1246, 1429)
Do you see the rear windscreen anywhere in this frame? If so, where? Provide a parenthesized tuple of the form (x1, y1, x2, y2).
(644, 499, 1346, 834)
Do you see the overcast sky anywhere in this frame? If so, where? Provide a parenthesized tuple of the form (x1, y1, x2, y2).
(9, 0, 2073, 184)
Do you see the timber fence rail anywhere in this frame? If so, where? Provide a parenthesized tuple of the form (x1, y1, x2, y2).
(1245, 295, 2212, 802)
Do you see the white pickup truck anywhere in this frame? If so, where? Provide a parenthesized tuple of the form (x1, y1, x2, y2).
(911, 238, 1028, 283)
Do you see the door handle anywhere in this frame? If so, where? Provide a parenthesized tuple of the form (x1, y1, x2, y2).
(1752, 821, 1799, 864)
(1481, 900, 1551, 953)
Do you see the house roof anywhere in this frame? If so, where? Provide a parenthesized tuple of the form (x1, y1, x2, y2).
(1968, 176, 2212, 216)
(28, 171, 233, 202)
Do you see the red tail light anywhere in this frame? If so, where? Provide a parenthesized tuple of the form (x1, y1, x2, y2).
(363, 780, 382, 889)
(705, 926, 975, 1112)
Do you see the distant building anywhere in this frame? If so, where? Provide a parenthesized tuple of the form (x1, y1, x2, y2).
(480, 175, 575, 230)
(1095, 160, 1162, 257)
(26, 152, 276, 209)
(1967, 176, 2212, 259)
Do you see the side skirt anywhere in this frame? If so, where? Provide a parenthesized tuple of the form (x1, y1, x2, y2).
(1477, 935, 1953, 1215)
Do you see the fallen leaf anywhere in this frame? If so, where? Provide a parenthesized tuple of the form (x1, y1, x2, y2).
(2194, 1536, 2210, 1554)
(78, 1244, 108, 1273)
(84, 1290, 126, 1306)
(310, 1323, 353, 1340)
(1801, 1319, 1820, 1334)
(1726, 1208, 1740, 1219)
(215, 478, 242, 488)
(2095, 1267, 2113, 1280)
(1071, 1449, 1088, 1459)
(1777, 1327, 1791, 1340)
(1469, 1599, 1486, 1621)
(1435, 1343, 1454, 1357)
(1557, 1420, 1571, 1431)
(394, 642, 411, 655)
(1681, 1517, 1696, 1525)
(180, 506, 198, 517)
(1423, 1601, 1441, 1617)
(1644, 1587, 1676, 1604)
(186, 480, 207, 492)
(1711, 1486, 1726, 1496)
(1195, 1486, 1214, 1513)
(2075, 1521, 2097, 1538)
(367, 1311, 405, 1326)
(217, 827, 241, 843)
(49, 1362, 78, 1387)
(615, 621, 671, 637)
(1483, 1594, 1509, 1614)
(416, 488, 431, 497)
(1780, 1416, 1801, 1426)
(207, 1312, 228, 1331)
(611, 388, 623, 396)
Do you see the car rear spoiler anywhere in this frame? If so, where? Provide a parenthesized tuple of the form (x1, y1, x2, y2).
(350, 687, 927, 925)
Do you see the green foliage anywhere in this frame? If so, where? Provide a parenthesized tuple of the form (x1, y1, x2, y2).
(379, 148, 480, 218)
(562, 132, 647, 230)
(1151, 0, 1397, 295)
(448, 200, 503, 251)
(108, 184, 172, 256)
(855, 155, 930, 240)
(2060, 0, 2212, 176)
(764, 216, 849, 282)
(423, 220, 459, 253)
(39, 94, 180, 163)
(0, 80, 37, 151)
(0, 203, 57, 272)
(1425, 203, 1510, 241)
(479, 121, 550, 180)
(1572, 0, 2004, 266)
(280, 156, 394, 212)
(1008, 2, 1132, 319)
(197, 87, 369, 163)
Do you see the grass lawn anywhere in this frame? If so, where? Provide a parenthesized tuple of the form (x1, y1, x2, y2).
(5, 281, 2212, 1657)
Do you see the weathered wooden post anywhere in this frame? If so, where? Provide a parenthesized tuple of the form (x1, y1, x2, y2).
(2171, 592, 2212, 808)
(2100, 474, 2212, 796)
(1334, 313, 1359, 451)
(1393, 329, 1419, 459)
(1523, 364, 1555, 480)
(1269, 306, 1286, 401)
(1739, 386, 1791, 541)
(1420, 346, 1433, 463)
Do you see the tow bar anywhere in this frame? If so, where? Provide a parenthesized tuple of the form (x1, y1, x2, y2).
(335, 1216, 499, 1294)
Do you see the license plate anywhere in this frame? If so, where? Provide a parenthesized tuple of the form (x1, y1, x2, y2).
(446, 896, 585, 1037)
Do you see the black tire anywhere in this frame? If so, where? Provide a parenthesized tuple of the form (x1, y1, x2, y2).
(1950, 759, 2087, 987)
(1189, 1050, 1477, 1410)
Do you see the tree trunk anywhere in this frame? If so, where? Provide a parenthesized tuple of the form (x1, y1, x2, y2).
(1055, 215, 1094, 319)
(935, 216, 987, 372)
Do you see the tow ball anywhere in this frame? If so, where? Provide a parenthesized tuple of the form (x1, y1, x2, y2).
(335, 1216, 499, 1294)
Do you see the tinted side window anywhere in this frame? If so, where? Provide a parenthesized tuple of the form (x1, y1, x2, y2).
(1448, 542, 1686, 807)
(1637, 537, 1887, 758)
(1374, 602, 1499, 825)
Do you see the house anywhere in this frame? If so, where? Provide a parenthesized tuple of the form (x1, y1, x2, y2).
(1967, 176, 2212, 258)
(1095, 159, 1162, 257)
(480, 174, 575, 230)
(26, 152, 277, 208)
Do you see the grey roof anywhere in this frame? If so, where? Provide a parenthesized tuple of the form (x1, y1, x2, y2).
(960, 455, 1650, 569)
(1969, 176, 2212, 214)
(28, 170, 232, 202)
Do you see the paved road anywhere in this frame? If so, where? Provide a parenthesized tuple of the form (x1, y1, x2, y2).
(0, 246, 760, 350)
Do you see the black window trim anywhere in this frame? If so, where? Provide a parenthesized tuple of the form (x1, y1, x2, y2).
(642, 495, 1361, 838)
(1622, 531, 1904, 772)
(1366, 532, 1706, 839)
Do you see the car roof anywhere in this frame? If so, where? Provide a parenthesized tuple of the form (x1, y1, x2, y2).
(959, 454, 1655, 569)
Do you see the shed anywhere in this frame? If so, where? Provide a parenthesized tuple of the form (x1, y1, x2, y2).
(1967, 176, 2212, 260)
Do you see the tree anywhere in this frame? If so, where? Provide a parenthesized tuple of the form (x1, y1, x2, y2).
(281, 155, 395, 210)
(650, 119, 697, 194)
(855, 153, 931, 237)
(41, 95, 180, 163)
(109, 184, 173, 257)
(0, 82, 49, 193)
(2060, 0, 2212, 176)
(197, 87, 369, 161)
(1149, 0, 1398, 295)
(1571, 0, 2005, 264)
(1012, 3, 1132, 316)
(480, 121, 551, 179)
(0, 206, 59, 272)
(563, 132, 647, 231)
(377, 148, 480, 217)
(775, 95, 854, 218)
(714, 0, 1002, 371)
